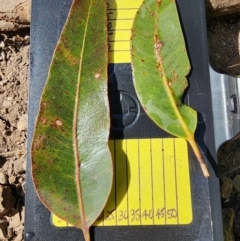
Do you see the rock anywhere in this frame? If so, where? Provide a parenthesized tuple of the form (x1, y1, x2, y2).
(14, 224, 23, 232)
(2, 100, 11, 107)
(8, 212, 21, 228)
(0, 0, 31, 32)
(7, 227, 13, 239)
(21, 181, 26, 193)
(0, 41, 4, 48)
(222, 208, 235, 241)
(8, 175, 16, 184)
(21, 207, 25, 224)
(206, 0, 240, 17)
(1, 162, 9, 173)
(22, 158, 26, 172)
(18, 177, 23, 183)
(0, 120, 5, 132)
(14, 229, 23, 241)
(17, 114, 27, 131)
(233, 175, 240, 191)
(0, 219, 8, 239)
(7, 167, 12, 177)
(14, 154, 26, 174)
(0, 173, 7, 185)
(0, 185, 16, 215)
(220, 175, 233, 199)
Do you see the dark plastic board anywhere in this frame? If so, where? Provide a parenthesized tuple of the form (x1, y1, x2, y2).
(25, 0, 224, 240)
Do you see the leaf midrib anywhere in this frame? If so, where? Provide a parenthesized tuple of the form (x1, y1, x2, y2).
(73, 0, 93, 233)
(154, 22, 192, 140)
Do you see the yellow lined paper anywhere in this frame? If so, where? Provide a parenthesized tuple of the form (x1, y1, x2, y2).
(52, 138, 192, 227)
(107, 0, 143, 63)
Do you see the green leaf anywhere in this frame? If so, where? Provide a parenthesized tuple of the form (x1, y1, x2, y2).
(131, 0, 209, 177)
(31, 0, 113, 240)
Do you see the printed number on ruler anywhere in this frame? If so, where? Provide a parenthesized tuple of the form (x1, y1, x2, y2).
(52, 138, 193, 227)
(107, 0, 143, 63)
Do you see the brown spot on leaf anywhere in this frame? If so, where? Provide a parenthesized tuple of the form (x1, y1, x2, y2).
(156, 0, 161, 5)
(47, 159, 53, 165)
(95, 73, 101, 79)
(33, 135, 46, 150)
(172, 70, 178, 81)
(154, 35, 164, 52)
(41, 102, 48, 108)
(140, 59, 144, 62)
(55, 119, 63, 127)
(150, 12, 154, 16)
(58, 44, 78, 65)
(154, 35, 164, 75)
(73, 215, 80, 220)
(40, 117, 47, 125)
(74, 220, 82, 227)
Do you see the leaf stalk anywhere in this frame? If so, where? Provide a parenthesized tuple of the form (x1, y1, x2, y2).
(188, 138, 210, 177)
(83, 228, 90, 241)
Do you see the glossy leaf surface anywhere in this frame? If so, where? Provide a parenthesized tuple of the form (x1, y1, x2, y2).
(131, 0, 209, 176)
(31, 0, 112, 239)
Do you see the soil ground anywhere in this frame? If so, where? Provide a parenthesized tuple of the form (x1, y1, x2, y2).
(207, 12, 240, 76)
(0, 2, 239, 241)
(0, 29, 29, 240)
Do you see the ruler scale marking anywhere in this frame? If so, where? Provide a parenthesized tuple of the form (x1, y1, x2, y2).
(173, 139, 179, 224)
(163, 140, 167, 225)
(126, 140, 129, 226)
(150, 139, 155, 224)
(138, 139, 142, 225)
(114, 140, 117, 226)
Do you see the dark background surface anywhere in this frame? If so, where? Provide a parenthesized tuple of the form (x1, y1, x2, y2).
(25, 0, 224, 240)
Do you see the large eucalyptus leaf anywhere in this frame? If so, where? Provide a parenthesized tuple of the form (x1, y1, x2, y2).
(31, 0, 112, 240)
(131, 0, 209, 177)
